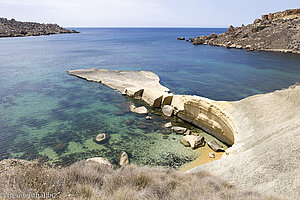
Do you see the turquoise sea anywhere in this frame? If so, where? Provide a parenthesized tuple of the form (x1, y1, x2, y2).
(1, 28, 300, 168)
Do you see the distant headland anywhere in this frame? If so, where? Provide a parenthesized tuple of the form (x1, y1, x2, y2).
(181, 8, 300, 54)
(0, 18, 79, 38)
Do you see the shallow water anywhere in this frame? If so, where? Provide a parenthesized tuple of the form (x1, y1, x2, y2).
(0, 28, 300, 168)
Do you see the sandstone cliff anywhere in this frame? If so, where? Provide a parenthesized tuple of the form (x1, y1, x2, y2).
(69, 69, 300, 199)
(0, 18, 79, 38)
(188, 84, 300, 199)
(192, 8, 300, 54)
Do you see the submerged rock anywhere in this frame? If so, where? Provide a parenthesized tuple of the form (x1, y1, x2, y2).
(163, 135, 169, 139)
(124, 119, 135, 125)
(171, 126, 187, 134)
(129, 104, 148, 115)
(86, 157, 114, 168)
(180, 138, 191, 147)
(162, 128, 172, 135)
(119, 152, 129, 166)
(208, 140, 225, 152)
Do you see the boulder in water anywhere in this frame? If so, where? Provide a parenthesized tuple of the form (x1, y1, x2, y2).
(181, 135, 205, 149)
(94, 133, 109, 144)
(162, 105, 174, 117)
(171, 126, 187, 134)
(119, 152, 129, 166)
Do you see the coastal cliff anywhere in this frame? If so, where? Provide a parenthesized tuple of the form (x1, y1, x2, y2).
(68, 69, 300, 199)
(0, 18, 79, 38)
(191, 8, 300, 54)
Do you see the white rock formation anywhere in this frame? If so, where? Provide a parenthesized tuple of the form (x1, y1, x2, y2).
(162, 105, 174, 117)
(188, 85, 300, 199)
(68, 69, 170, 108)
(129, 104, 148, 115)
(70, 69, 300, 199)
(181, 135, 205, 149)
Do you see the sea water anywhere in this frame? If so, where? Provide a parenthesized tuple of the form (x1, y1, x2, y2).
(0, 28, 300, 168)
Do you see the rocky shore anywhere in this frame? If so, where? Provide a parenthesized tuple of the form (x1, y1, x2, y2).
(190, 8, 300, 54)
(0, 18, 79, 38)
(69, 68, 300, 199)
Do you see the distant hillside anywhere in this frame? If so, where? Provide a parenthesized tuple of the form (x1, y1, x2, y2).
(0, 18, 79, 38)
(190, 8, 300, 54)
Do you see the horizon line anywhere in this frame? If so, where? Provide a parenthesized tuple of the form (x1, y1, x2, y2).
(66, 26, 228, 28)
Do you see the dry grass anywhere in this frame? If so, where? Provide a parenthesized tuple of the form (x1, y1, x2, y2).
(0, 159, 276, 200)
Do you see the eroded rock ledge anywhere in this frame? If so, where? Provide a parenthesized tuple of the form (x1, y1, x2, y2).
(190, 8, 300, 54)
(68, 68, 236, 145)
(69, 69, 300, 199)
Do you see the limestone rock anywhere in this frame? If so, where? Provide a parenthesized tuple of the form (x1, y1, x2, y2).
(180, 138, 191, 147)
(162, 105, 174, 117)
(183, 129, 192, 135)
(142, 89, 164, 108)
(164, 122, 172, 128)
(94, 133, 108, 144)
(209, 152, 215, 158)
(208, 140, 225, 152)
(145, 116, 152, 120)
(119, 152, 129, 166)
(181, 135, 205, 149)
(129, 104, 148, 115)
(171, 126, 187, 134)
(68, 69, 170, 103)
(86, 157, 113, 168)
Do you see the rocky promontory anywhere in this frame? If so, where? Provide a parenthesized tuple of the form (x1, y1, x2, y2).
(69, 68, 300, 199)
(0, 18, 79, 38)
(191, 8, 300, 54)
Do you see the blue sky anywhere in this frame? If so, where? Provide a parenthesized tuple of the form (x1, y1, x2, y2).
(0, 0, 299, 27)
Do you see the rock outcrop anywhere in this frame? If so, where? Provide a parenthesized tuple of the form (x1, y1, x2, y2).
(68, 69, 171, 108)
(129, 104, 148, 115)
(191, 8, 300, 54)
(94, 133, 108, 144)
(69, 69, 300, 199)
(0, 18, 79, 38)
(180, 135, 205, 149)
(188, 84, 300, 199)
(119, 152, 129, 166)
(162, 105, 174, 117)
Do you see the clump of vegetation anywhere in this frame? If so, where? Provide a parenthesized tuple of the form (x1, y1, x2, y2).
(0, 159, 274, 200)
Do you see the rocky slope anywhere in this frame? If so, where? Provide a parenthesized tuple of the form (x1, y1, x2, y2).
(0, 18, 79, 38)
(69, 69, 300, 199)
(191, 8, 300, 54)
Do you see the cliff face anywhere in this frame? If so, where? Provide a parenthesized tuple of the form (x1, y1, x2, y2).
(0, 18, 79, 38)
(189, 84, 300, 199)
(192, 8, 300, 54)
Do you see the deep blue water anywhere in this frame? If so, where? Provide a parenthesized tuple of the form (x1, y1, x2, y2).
(0, 28, 300, 168)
